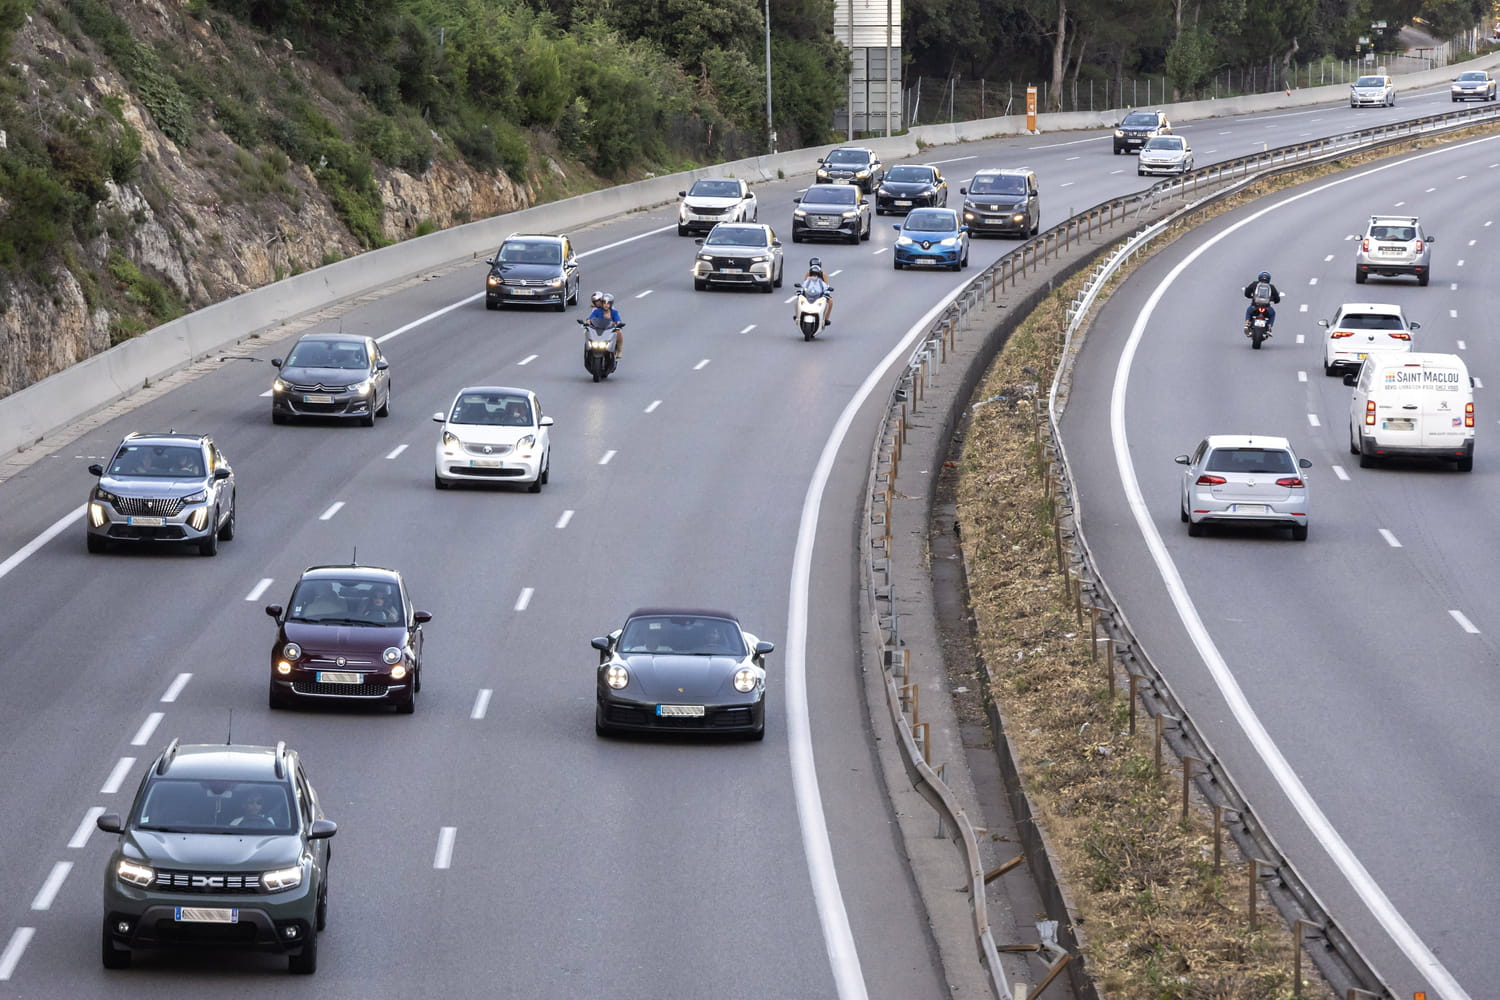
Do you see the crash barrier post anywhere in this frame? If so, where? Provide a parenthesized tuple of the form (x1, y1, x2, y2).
(1293, 918, 1327, 996)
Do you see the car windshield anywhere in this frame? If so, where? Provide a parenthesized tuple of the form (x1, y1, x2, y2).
(1355, 77, 1386, 88)
(967, 175, 1026, 195)
(885, 166, 935, 183)
(1204, 448, 1296, 475)
(1458, 72, 1487, 81)
(287, 341, 368, 369)
(109, 445, 205, 478)
(497, 241, 562, 265)
(803, 186, 856, 205)
(1336, 313, 1405, 330)
(1369, 225, 1416, 241)
(288, 578, 403, 625)
(689, 180, 741, 197)
(618, 615, 747, 656)
(825, 149, 870, 165)
(1143, 137, 1184, 151)
(904, 211, 957, 233)
(1122, 112, 1159, 127)
(705, 227, 769, 248)
(135, 779, 296, 835)
(449, 393, 533, 426)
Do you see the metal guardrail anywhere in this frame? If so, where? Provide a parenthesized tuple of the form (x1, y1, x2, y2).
(859, 101, 1500, 998)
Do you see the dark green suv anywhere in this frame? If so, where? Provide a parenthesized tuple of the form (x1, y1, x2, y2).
(96, 740, 336, 974)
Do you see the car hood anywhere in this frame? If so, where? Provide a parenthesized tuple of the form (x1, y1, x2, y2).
(489, 262, 562, 280)
(621, 653, 749, 699)
(683, 195, 743, 209)
(701, 243, 772, 255)
(283, 620, 406, 651)
(279, 364, 368, 388)
(880, 181, 935, 194)
(98, 477, 209, 496)
(443, 424, 535, 446)
(124, 829, 302, 868)
(1141, 149, 1186, 159)
(1351, 84, 1386, 92)
(967, 195, 1023, 208)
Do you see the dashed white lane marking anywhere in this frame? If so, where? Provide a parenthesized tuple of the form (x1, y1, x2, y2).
(1109, 169, 1125, 175)
(645, 400, 661, 413)
(471, 689, 492, 720)
(161, 673, 192, 703)
(1295, 334, 1305, 344)
(1458, 175, 1467, 181)
(1394, 200, 1406, 207)
(739, 325, 755, 334)
(31, 862, 72, 911)
(69, 809, 104, 848)
(246, 578, 273, 602)
(1457, 259, 1466, 267)
(598, 450, 616, 465)
(130, 712, 164, 747)
(1379, 528, 1402, 548)
(1333, 465, 1350, 481)
(1475, 377, 1485, 389)
(0, 506, 84, 585)
(1065, 155, 1080, 161)
(1324, 254, 1335, 261)
(1450, 609, 1481, 634)
(1307, 413, 1321, 427)
(434, 827, 457, 869)
(872, 246, 890, 255)
(635, 289, 653, 299)
(319, 501, 344, 521)
(694, 359, 710, 370)
(555, 510, 574, 530)
(1450, 283, 1459, 290)
(828, 269, 843, 277)
(1425, 187, 1437, 193)
(385, 444, 408, 460)
(101, 757, 135, 794)
(1298, 371, 1308, 382)
(0, 928, 34, 980)
(1308, 277, 1319, 285)
(1450, 310, 1459, 318)
(1059, 181, 1075, 188)
(514, 587, 533, 612)
(1299, 303, 1308, 312)
(784, 294, 797, 303)
(1469, 239, 1477, 246)
(518, 354, 538, 366)
(1218, 130, 1232, 135)
(1458, 340, 1467, 350)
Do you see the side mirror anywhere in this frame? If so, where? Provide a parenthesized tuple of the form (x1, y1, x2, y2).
(485, 257, 496, 266)
(892, 224, 901, 232)
(308, 819, 338, 840)
(678, 190, 687, 197)
(792, 196, 802, 203)
(376, 359, 390, 371)
(793, 283, 803, 290)
(213, 468, 231, 481)
(433, 412, 445, 422)
(271, 358, 283, 368)
(591, 636, 611, 652)
(816, 157, 826, 164)
(771, 240, 782, 248)
(1425, 236, 1436, 243)
(89, 463, 104, 476)
(540, 416, 555, 427)
(1410, 321, 1421, 330)
(265, 604, 283, 619)
(413, 610, 433, 624)
(959, 186, 968, 195)
(1317, 319, 1330, 328)
(1342, 374, 1359, 387)
(754, 640, 776, 656)
(96, 813, 123, 834)
(1298, 458, 1312, 469)
(694, 238, 705, 245)
(1173, 455, 1190, 465)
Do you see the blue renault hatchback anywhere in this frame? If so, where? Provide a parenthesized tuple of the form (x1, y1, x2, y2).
(892, 208, 969, 271)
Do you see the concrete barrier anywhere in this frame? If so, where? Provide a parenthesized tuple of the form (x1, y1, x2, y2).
(7, 49, 1500, 457)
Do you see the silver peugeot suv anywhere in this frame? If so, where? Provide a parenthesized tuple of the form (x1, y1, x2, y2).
(86, 431, 237, 556)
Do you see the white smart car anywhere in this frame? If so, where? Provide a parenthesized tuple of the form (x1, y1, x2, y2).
(433, 386, 552, 491)
(1319, 302, 1417, 377)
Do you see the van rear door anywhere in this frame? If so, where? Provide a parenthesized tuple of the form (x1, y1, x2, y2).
(1415, 365, 1471, 449)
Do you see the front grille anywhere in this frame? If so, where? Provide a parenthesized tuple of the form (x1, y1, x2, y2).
(603, 704, 755, 730)
(451, 467, 525, 479)
(284, 381, 353, 394)
(305, 654, 375, 667)
(155, 869, 262, 894)
(115, 496, 185, 516)
(293, 681, 389, 697)
(691, 205, 729, 216)
(503, 278, 558, 288)
(152, 919, 259, 944)
(463, 442, 513, 457)
(709, 256, 756, 270)
(108, 525, 189, 540)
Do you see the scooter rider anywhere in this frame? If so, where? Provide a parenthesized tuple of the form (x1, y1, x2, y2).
(1243, 270, 1280, 331)
(798, 258, 833, 326)
(587, 291, 624, 358)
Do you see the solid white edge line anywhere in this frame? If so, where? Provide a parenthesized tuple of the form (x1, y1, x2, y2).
(1110, 140, 1496, 1000)
(130, 712, 164, 747)
(30, 862, 72, 911)
(161, 672, 192, 703)
(0, 505, 85, 584)
(434, 826, 457, 869)
(471, 689, 492, 720)
(0, 927, 34, 981)
(245, 578, 273, 602)
(1449, 610, 1480, 634)
(1378, 528, 1402, 548)
(69, 809, 105, 849)
(788, 277, 970, 999)
(101, 757, 135, 795)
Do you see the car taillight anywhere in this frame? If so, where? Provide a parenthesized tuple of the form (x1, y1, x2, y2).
(1361, 238, 1370, 253)
(1195, 474, 1227, 485)
(1275, 477, 1306, 488)
(1415, 239, 1423, 253)
(1388, 332, 1411, 340)
(1466, 402, 1474, 428)
(1330, 331, 1354, 339)
(1365, 400, 1377, 426)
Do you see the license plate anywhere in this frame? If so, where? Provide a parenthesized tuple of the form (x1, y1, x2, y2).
(176, 908, 237, 924)
(721, 268, 742, 274)
(467, 457, 501, 468)
(1383, 419, 1415, 430)
(834, 178, 851, 184)
(127, 516, 165, 526)
(1228, 504, 1268, 514)
(895, 199, 912, 206)
(317, 671, 363, 684)
(302, 394, 333, 404)
(914, 259, 937, 266)
(657, 704, 705, 718)
(1377, 246, 1404, 254)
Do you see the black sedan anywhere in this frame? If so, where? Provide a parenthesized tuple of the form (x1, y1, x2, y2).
(875, 164, 948, 215)
(593, 608, 774, 740)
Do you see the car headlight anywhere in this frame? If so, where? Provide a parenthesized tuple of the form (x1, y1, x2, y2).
(605, 663, 629, 689)
(546, 276, 563, 288)
(896, 235, 914, 245)
(733, 668, 757, 693)
(487, 274, 501, 287)
(282, 642, 302, 660)
(93, 486, 120, 504)
(792, 209, 808, 218)
(182, 489, 208, 504)
(840, 210, 858, 219)
(938, 236, 959, 246)
(116, 858, 155, 888)
(816, 169, 830, 179)
(1114, 129, 1124, 137)
(349, 379, 372, 396)
(855, 169, 870, 178)
(515, 434, 536, 452)
(88, 502, 107, 527)
(390, 663, 408, 679)
(698, 254, 714, 262)
(261, 864, 303, 892)
(1451, 85, 1462, 92)
(382, 647, 403, 666)
(272, 378, 288, 394)
(442, 430, 460, 448)
(1013, 214, 1026, 224)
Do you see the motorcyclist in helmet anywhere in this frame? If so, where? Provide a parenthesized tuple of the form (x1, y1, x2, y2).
(1243, 270, 1280, 330)
(798, 258, 833, 326)
(587, 291, 624, 358)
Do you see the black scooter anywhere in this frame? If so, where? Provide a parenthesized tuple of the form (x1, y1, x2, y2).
(578, 316, 624, 381)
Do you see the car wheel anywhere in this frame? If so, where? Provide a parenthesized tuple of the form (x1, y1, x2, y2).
(553, 297, 566, 313)
(414, 665, 422, 694)
(1291, 524, 1309, 541)
(893, 259, 902, 270)
(1359, 447, 1376, 469)
(1458, 454, 1474, 472)
(861, 219, 871, 241)
(774, 263, 783, 288)
(595, 708, 613, 738)
(677, 224, 689, 236)
(272, 411, 288, 425)
(748, 722, 766, 742)
(1138, 168, 1145, 176)
(101, 919, 131, 970)
(288, 932, 317, 974)
(377, 388, 390, 418)
(1418, 271, 1430, 287)
(269, 687, 289, 710)
(1325, 362, 1338, 377)
(527, 469, 543, 493)
(219, 501, 236, 541)
(86, 533, 107, 554)
(1187, 520, 1204, 537)
(434, 473, 450, 490)
(791, 231, 802, 243)
(396, 695, 415, 715)
(961, 249, 970, 269)
(198, 528, 218, 557)
(1354, 269, 1367, 284)
(760, 278, 773, 293)
(361, 409, 376, 427)
(693, 279, 707, 291)
(847, 230, 859, 246)
(1179, 501, 1189, 523)
(569, 284, 579, 306)
(315, 881, 328, 932)
(485, 299, 499, 311)
(1031, 218, 1040, 237)
(540, 455, 550, 485)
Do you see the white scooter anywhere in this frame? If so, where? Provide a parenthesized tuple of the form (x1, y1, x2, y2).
(792, 283, 833, 341)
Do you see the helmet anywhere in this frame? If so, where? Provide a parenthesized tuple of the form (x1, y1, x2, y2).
(807, 257, 824, 278)
(601, 293, 615, 306)
(590, 290, 605, 306)
(1257, 271, 1271, 282)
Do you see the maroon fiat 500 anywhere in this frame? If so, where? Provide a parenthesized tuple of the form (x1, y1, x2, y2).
(266, 565, 431, 714)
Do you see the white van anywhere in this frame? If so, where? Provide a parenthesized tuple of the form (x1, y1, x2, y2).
(1345, 352, 1474, 471)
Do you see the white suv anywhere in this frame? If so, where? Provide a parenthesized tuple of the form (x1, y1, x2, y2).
(1320, 302, 1417, 376)
(677, 178, 757, 236)
(1354, 215, 1434, 286)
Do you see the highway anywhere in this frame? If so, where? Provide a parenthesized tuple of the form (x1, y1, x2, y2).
(0, 80, 1482, 997)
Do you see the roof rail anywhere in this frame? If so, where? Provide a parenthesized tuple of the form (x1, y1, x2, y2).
(274, 740, 287, 779)
(155, 737, 181, 775)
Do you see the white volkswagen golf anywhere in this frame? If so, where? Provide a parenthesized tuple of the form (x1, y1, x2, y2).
(433, 386, 552, 491)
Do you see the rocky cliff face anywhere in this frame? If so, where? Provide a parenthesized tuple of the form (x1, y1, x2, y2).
(0, 0, 538, 399)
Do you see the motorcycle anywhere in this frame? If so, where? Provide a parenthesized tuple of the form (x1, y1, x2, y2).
(1244, 305, 1272, 349)
(577, 316, 624, 381)
(793, 282, 833, 341)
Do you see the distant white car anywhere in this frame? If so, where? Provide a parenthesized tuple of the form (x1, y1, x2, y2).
(1350, 74, 1395, 107)
(433, 386, 552, 491)
(1319, 302, 1417, 376)
(1137, 135, 1194, 176)
(677, 178, 757, 236)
